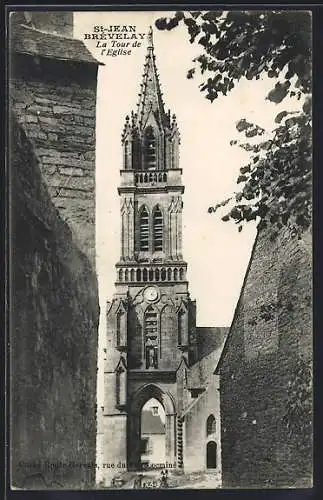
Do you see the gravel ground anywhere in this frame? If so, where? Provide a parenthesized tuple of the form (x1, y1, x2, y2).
(103, 470, 221, 489)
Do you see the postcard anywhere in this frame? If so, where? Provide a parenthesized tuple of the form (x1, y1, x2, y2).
(8, 9, 312, 490)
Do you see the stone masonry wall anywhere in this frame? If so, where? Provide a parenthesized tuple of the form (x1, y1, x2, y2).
(10, 113, 100, 489)
(10, 52, 98, 266)
(219, 225, 312, 488)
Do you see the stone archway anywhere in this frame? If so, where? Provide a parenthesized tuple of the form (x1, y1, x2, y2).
(128, 384, 176, 470)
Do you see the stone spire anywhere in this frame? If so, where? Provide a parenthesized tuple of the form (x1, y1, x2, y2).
(121, 25, 180, 171)
(136, 26, 169, 130)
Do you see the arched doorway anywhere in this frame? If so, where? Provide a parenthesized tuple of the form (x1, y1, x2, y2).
(128, 384, 176, 470)
(206, 441, 217, 469)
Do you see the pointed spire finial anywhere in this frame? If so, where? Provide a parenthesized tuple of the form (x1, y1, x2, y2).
(134, 24, 169, 129)
(147, 25, 154, 49)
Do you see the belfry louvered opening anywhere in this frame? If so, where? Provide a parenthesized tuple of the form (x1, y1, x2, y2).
(139, 206, 149, 251)
(153, 206, 163, 251)
(143, 126, 157, 170)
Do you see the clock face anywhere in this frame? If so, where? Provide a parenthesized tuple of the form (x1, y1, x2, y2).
(144, 286, 158, 302)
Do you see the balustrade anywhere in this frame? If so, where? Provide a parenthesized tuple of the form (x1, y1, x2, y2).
(135, 171, 167, 185)
(117, 265, 186, 283)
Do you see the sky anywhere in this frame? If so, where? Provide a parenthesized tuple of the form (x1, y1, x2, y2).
(73, 9, 303, 408)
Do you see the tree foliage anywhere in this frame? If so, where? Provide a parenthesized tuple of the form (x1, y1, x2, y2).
(156, 11, 312, 236)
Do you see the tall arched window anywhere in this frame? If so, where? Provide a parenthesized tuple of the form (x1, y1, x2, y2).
(206, 414, 216, 436)
(153, 206, 163, 251)
(139, 206, 149, 251)
(143, 126, 157, 170)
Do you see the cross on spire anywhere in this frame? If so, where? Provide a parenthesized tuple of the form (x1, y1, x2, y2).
(147, 25, 154, 49)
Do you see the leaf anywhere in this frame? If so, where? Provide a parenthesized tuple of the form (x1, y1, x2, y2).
(198, 36, 208, 47)
(155, 18, 168, 30)
(190, 11, 201, 19)
(175, 11, 185, 20)
(285, 117, 299, 128)
(267, 81, 290, 104)
(236, 118, 251, 132)
(155, 17, 179, 31)
(201, 11, 223, 21)
(245, 128, 258, 138)
(262, 140, 272, 150)
(237, 174, 248, 183)
(204, 22, 219, 36)
(275, 110, 288, 123)
(268, 69, 277, 78)
(155, 10, 312, 234)
(187, 68, 195, 79)
(230, 207, 241, 219)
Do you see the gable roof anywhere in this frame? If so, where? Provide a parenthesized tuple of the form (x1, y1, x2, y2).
(141, 410, 165, 435)
(188, 327, 229, 389)
(196, 326, 228, 360)
(10, 23, 102, 66)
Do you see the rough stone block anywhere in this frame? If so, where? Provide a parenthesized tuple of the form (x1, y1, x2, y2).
(219, 227, 312, 488)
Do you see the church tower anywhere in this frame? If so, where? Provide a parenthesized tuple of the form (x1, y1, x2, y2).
(100, 27, 198, 477)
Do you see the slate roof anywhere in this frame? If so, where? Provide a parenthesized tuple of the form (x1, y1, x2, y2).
(196, 327, 228, 360)
(141, 410, 165, 435)
(188, 327, 229, 389)
(10, 23, 102, 65)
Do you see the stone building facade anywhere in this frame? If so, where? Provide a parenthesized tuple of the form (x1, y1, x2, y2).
(9, 12, 100, 488)
(9, 11, 102, 266)
(216, 225, 312, 488)
(97, 28, 227, 486)
(141, 407, 166, 467)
